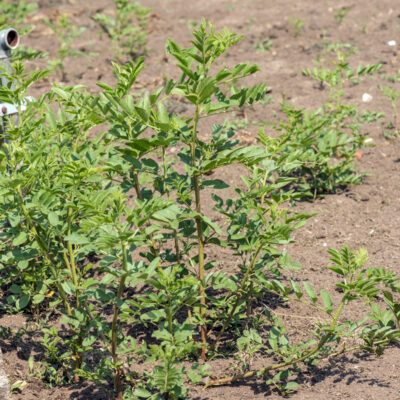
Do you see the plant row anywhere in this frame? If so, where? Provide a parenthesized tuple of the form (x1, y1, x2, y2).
(0, 20, 399, 400)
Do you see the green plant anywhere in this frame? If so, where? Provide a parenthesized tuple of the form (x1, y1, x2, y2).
(259, 103, 365, 197)
(45, 14, 86, 81)
(303, 48, 378, 101)
(92, 0, 150, 61)
(359, 110, 385, 123)
(0, 60, 110, 382)
(0, 0, 37, 35)
(288, 18, 305, 37)
(379, 85, 400, 137)
(1, 19, 399, 400)
(253, 38, 272, 52)
(10, 380, 26, 393)
(333, 7, 352, 25)
(278, 49, 382, 196)
(206, 246, 400, 389)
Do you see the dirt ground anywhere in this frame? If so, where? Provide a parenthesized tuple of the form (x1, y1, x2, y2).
(2, 0, 400, 399)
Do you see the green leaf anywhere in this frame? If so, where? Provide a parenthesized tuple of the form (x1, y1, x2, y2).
(10, 284, 21, 294)
(177, 63, 195, 80)
(32, 294, 45, 305)
(82, 335, 97, 347)
(202, 179, 229, 189)
(157, 102, 170, 128)
(201, 214, 222, 235)
(8, 214, 20, 228)
(290, 280, 303, 300)
(141, 309, 166, 322)
(48, 211, 59, 226)
(16, 295, 29, 310)
(320, 289, 333, 313)
(135, 95, 150, 122)
(65, 233, 89, 245)
(303, 282, 317, 303)
(165, 79, 175, 95)
(61, 281, 76, 296)
(134, 388, 152, 398)
(284, 381, 299, 390)
(13, 232, 28, 246)
(197, 77, 216, 102)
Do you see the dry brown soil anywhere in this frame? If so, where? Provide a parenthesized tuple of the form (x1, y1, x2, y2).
(2, 0, 400, 399)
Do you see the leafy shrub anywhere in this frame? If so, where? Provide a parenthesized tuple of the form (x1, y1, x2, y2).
(257, 47, 382, 198)
(0, 20, 398, 400)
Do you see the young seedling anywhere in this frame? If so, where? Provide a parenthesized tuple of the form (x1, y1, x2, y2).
(379, 86, 400, 137)
(257, 50, 382, 197)
(92, 0, 150, 61)
(288, 18, 305, 37)
(45, 14, 86, 81)
(334, 6, 352, 25)
(253, 38, 272, 52)
(0, 0, 37, 35)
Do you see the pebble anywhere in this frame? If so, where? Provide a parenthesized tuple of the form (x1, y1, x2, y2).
(362, 93, 373, 102)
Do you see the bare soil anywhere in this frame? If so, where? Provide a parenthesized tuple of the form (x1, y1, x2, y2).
(2, 0, 400, 399)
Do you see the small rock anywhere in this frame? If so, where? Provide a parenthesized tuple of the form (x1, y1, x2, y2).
(362, 93, 373, 102)
(388, 40, 397, 46)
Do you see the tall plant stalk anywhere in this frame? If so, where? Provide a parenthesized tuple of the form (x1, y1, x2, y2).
(111, 239, 128, 400)
(132, 167, 159, 257)
(162, 147, 181, 263)
(190, 105, 207, 360)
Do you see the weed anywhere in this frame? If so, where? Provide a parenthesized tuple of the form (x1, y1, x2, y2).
(379, 84, 400, 137)
(258, 50, 383, 197)
(334, 7, 352, 25)
(92, 0, 150, 61)
(45, 14, 86, 81)
(288, 18, 305, 37)
(253, 38, 272, 52)
(360, 110, 385, 123)
(0, 0, 37, 35)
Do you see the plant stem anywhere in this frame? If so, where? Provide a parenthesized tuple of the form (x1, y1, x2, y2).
(246, 281, 253, 329)
(163, 147, 180, 263)
(212, 245, 262, 350)
(132, 168, 159, 257)
(67, 201, 80, 308)
(18, 187, 84, 381)
(392, 101, 398, 136)
(111, 240, 128, 400)
(206, 291, 347, 387)
(190, 104, 207, 360)
(16, 187, 72, 315)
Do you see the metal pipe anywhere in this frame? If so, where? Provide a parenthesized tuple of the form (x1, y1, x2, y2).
(0, 28, 19, 57)
(0, 28, 20, 171)
(0, 28, 19, 90)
